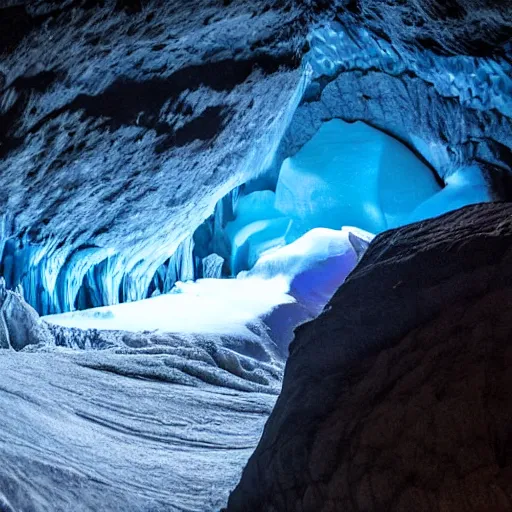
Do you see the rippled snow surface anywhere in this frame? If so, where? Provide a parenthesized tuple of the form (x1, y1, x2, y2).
(0, 350, 276, 512)
(2, 280, 291, 511)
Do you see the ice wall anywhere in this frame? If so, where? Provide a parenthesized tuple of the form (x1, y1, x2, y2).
(149, 119, 492, 307)
(1, 89, 494, 316)
(407, 165, 492, 224)
(225, 191, 290, 275)
(275, 119, 442, 238)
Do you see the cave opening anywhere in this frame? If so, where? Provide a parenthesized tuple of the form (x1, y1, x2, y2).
(43, 116, 492, 352)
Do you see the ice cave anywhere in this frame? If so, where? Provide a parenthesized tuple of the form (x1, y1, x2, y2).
(0, 1, 511, 511)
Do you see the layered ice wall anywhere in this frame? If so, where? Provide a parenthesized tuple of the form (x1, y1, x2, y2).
(17, 109, 493, 318)
(225, 191, 290, 275)
(64, 115, 492, 319)
(407, 165, 493, 224)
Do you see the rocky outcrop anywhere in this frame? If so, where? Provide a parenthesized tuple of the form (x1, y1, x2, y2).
(226, 202, 512, 511)
(0, 278, 53, 351)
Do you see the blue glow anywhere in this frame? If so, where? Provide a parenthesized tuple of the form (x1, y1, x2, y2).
(275, 119, 442, 237)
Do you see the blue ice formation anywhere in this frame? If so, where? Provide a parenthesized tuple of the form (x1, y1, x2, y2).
(275, 119, 442, 238)
(46, 226, 374, 351)
(225, 191, 291, 275)
(242, 226, 374, 350)
(406, 165, 492, 224)
(201, 254, 224, 279)
(204, 118, 492, 290)
(147, 236, 196, 298)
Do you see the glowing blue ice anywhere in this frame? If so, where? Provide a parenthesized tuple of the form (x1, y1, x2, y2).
(275, 119, 442, 238)
(407, 165, 492, 224)
(225, 191, 290, 275)
(243, 226, 374, 316)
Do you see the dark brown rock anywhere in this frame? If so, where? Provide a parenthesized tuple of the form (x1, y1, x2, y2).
(226, 202, 512, 511)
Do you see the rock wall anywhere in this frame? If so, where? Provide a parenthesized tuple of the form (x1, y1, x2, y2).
(0, 0, 306, 312)
(226, 202, 512, 511)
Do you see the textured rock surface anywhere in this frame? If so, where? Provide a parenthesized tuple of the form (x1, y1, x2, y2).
(227, 202, 512, 511)
(280, 9, 512, 189)
(0, 0, 306, 312)
(0, 278, 53, 351)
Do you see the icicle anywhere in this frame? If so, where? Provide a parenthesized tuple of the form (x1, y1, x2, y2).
(57, 247, 115, 312)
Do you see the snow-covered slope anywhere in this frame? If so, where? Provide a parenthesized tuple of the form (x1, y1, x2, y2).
(0, 351, 276, 512)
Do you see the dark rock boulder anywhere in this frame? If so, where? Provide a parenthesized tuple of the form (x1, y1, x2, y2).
(226, 202, 512, 511)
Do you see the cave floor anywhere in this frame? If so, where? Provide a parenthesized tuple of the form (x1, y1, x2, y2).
(0, 351, 275, 512)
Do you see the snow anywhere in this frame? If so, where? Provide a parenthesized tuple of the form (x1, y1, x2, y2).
(0, 351, 276, 511)
(243, 226, 375, 316)
(45, 276, 294, 339)
(7, 225, 375, 510)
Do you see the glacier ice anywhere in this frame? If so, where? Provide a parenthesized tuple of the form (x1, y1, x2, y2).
(243, 226, 374, 315)
(45, 226, 374, 350)
(406, 165, 493, 224)
(307, 22, 512, 117)
(225, 191, 290, 275)
(202, 253, 224, 279)
(148, 236, 196, 297)
(275, 119, 442, 238)
(76, 254, 125, 310)
(242, 226, 374, 348)
(0, 115, 493, 318)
